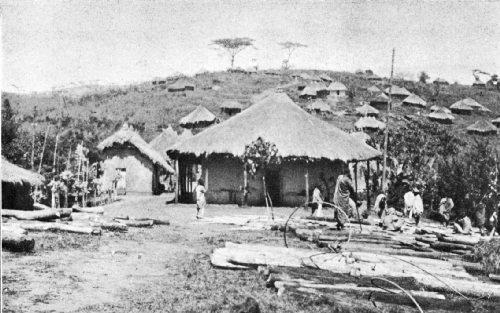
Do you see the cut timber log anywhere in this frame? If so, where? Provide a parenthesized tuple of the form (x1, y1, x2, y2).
(430, 242, 474, 252)
(72, 206, 104, 214)
(19, 222, 101, 235)
(489, 274, 500, 283)
(90, 221, 128, 232)
(117, 219, 154, 227)
(2, 209, 60, 221)
(2, 226, 35, 252)
(415, 235, 438, 244)
(33, 202, 51, 210)
(131, 217, 170, 225)
(438, 235, 482, 246)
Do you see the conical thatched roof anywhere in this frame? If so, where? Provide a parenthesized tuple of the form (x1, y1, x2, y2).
(371, 93, 389, 103)
(328, 81, 348, 91)
(461, 98, 483, 109)
(97, 124, 174, 172)
(300, 86, 319, 97)
(367, 86, 381, 93)
(354, 117, 386, 130)
(466, 120, 498, 135)
(149, 126, 179, 159)
(450, 99, 473, 111)
(168, 93, 380, 162)
(308, 99, 331, 112)
(179, 106, 217, 127)
(402, 93, 427, 107)
(492, 117, 500, 127)
(320, 74, 333, 82)
(220, 100, 242, 110)
(430, 105, 451, 114)
(1, 158, 45, 186)
(428, 111, 455, 124)
(384, 85, 411, 97)
(355, 104, 380, 117)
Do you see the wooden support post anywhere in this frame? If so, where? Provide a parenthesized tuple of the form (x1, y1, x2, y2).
(243, 166, 248, 206)
(366, 160, 371, 210)
(204, 164, 208, 191)
(175, 159, 179, 203)
(305, 168, 309, 206)
(354, 162, 358, 193)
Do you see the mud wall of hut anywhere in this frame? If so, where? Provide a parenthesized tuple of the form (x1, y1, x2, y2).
(100, 146, 158, 194)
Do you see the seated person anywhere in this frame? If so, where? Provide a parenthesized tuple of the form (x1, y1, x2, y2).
(453, 216, 472, 235)
(438, 197, 454, 227)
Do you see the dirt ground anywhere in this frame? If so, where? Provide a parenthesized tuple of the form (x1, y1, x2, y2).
(2, 194, 330, 313)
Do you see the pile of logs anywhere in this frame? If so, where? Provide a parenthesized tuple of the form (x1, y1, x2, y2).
(1, 205, 170, 253)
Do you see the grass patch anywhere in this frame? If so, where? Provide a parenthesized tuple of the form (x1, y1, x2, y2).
(473, 238, 500, 275)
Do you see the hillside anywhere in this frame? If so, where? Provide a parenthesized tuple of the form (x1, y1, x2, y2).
(3, 69, 500, 161)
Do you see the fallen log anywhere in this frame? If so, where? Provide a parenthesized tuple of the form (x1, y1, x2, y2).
(132, 217, 170, 226)
(2, 227, 35, 252)
(430, 242, 474, 252)
(116, 219, 154, 227)
(90, 221, 128, 232)
(438, 234, 482, 246)
(489, 274, 500, 283)
(72, 206, 104, 214)
(2, 209, 60, 221)
(33, 202, 51, 210)
(19, 222, 101, 235)
(415, 235, 438, 244)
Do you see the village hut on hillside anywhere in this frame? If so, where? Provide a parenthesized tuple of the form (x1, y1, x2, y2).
(354, 117, 386, 131)
(430, 105, 451, 114)
(149, 126, 179, 160)
(433, 78, 449, 85)
(369, 93, 390, 110)
(220, 100, 243, 116)
(245, 67, 257, 75)
(179, 106, 217, 129)
(320, 74, 333, 82)
(384, 85, 411, 100)
(2, 159, 45, 210)
(167, 93, 380, 206)
(367, 85, 381, 93)
(472, 79, 486, 88)
(152, 77, 167, 86)
(307, 99, 331, 115)
(466, 120, 498, 136)
(492, 117, 500, 128)
(366, 74, 383, 83)
(327, 82, 348, 98)
(428, 109, 455, 124)
(355, 104, 379, 117)
(402, 94, 427, 108)
(168, 79, 195, 92)
(98, 124, 175, 195)
(299, 84, 323, 100)
(450, 100, 473, 115)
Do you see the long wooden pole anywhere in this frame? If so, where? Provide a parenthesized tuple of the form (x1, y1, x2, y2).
(366, 160, 371, 210)
(243, 166, 248, 206)
(38, 126, 51, 173)
(354, 162, 358, 192)
(305, 168, 309, 206)
(174, 159, 179, 203)
(381, 48, 395, 193)
(52, 134, 59, 172)
(31, 123, 36, 170)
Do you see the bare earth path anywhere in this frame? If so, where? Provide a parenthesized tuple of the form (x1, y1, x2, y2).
(2, 195, 307, 313)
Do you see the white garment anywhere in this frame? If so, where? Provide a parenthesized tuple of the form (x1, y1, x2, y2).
(404, 191, 415, 216)
(312, 188, 323, 217)
(195, 185, 206, 202)
(411, 195, 424, 217)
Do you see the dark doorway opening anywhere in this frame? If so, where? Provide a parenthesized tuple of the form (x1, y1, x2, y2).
(265, 169, 281, 206)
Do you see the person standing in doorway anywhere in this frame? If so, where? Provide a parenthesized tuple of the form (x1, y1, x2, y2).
(411, 188, 424, 226)
(195, 179, 206, 219)
(312, 185, 323, 217)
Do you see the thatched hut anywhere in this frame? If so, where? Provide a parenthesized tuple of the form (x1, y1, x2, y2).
(168, 79, 195, 92)
(433, 78, 449, 85)
(384, 85, 411, 100)
(320, 74, 333, 82)
(367, 85, 381, 93)
(327, 82, 348, 98)
(402, 93, 427, 108)
(149, 126, 179, 160)
(1, 159, 45, 210)
(179, 106, 217, 129)
(428, 110, 455, 124)
(98, 124, 174, 195)
(492, 117, 500, 128)
(307, 99, 331, 114)
(466, 120, 498, 136)
(430, 105, 451, 114)
(355, 104, 379, 117)
(354, 117, 386, 131)
(450, 100, 473, 115)
(369, 93, 390, 110)
(220, 100, 243, 116)
(168, 93, 380, 206)
(367, 74, 383, 82)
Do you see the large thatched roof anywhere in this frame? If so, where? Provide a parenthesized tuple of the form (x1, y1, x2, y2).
(466, 120, 498, 135)
(98, 124, 174, 173)
(370, 93, 389, 103)
(428, 111, 455, 124)
(355, 117, 386, 130)
(450, 99, 473, 111)
(168, 93, 380, 162)
(149, 126, 179, 160)
(1, 159, 45, 186)
(179, 106, 217, 127)
(355, 104, 379, 117)
(384, 85, 411, 97)
(402, 93, 427, 107)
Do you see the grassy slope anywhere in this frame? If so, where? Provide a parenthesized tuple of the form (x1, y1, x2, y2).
(3, 70, 500, 146)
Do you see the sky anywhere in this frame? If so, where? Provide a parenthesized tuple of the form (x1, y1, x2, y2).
(2, 0, 499, 92)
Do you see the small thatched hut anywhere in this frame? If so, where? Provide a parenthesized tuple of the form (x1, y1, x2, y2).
(354, 117, 386, 131)
(367, 74, 383, 82)
(369, 93, 390, 110)
(149, 126, 179, 160)
(466, 120, 498, 136)
(168, 93, 380, 206)
(328, 82, 348, 98)
(307, 99, 331, 114)
(367, 85, 381, 93)
(402, 94, 427, 108)
(433, 78, 449, 85)
(450, 100, 473, 115)
(384, 85, 411, 100)
(492, 117, 500, 128)
(428, 110, 455, 124)
(320, 74, 333, 82)
(179, 106, 217, 129)
(220, 100, 243, 116)
(430, 105, 451, 114)
(355, 104, 379, 117)
(98, 124, 174, 195)
(168, 79, 195, 92)
(2, 159, 45, 210)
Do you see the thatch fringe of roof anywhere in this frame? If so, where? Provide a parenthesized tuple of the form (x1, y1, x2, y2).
(355, 104, 379, 116)
(328, 82, 347, 91)
(384, 85, 411, 96)
(402, 94, 427, 107)
(98, 124, 174, 173)
(168, 92, 380, 162)
(1, 158, 45, 186)
(428, 111, 455, 124)
(179, 106, 217, 127)
(355, 117, 386, 130)
(466, 120, 498, 135)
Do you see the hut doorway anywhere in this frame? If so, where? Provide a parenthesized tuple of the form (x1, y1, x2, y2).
(116, 168, 127, 195)
(265, 169, 281, 206)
